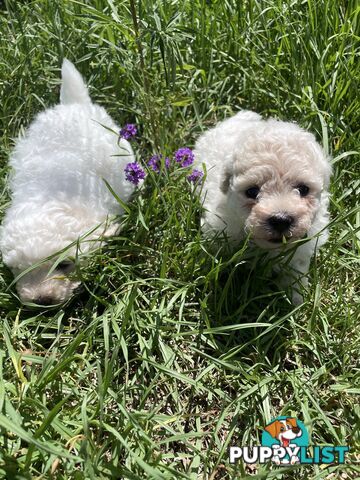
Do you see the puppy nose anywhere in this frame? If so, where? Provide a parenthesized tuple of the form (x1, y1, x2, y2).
(267, 213, 294, 233)
(35, 295, 55, 306)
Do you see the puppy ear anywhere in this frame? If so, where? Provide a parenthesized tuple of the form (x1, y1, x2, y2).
(264, 421, 280, 439)
(311, 140, 332, 188)
(220, 163, 233, 194)
(287, 418, 297, 428)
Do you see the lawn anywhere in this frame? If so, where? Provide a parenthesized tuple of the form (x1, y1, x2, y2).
(0, 0, 359, 478)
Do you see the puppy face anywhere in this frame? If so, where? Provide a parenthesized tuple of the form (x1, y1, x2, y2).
(265, 417, 302, 441)
(14, 260, 81, 305)
(224, 126, 330, 249)
(1, 201, 116, 306)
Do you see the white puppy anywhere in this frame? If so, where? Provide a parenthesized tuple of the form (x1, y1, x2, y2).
(194, 111, 332, 302)
(0, 60, 135, 305)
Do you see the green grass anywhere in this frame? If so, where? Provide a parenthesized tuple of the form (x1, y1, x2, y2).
(0, 0, 359, 478)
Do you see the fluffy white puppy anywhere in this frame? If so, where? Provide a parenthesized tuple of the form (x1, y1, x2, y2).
(0, 59, 135, 305)
(194, 110, 332, 302)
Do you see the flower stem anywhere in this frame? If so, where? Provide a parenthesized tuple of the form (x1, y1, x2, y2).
(129, 0, 160, 149)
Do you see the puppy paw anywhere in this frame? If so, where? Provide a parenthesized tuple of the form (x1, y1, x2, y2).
(291, 289, 304, 305)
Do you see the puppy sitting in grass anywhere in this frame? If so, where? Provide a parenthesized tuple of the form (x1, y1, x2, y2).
(0, 60, 135, 306)
(194, 110, 332, 303)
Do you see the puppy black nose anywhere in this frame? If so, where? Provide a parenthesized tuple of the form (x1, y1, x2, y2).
(267, 213, 294, 234)
(35, 295, 55, 306)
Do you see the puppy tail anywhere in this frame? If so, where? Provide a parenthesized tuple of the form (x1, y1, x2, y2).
(60, 59, 91, 105)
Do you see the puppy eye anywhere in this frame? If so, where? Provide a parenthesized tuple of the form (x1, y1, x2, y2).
(56, 261, 75, 274)
(296, 184, 310, 197)
(245, 186, 260, 199)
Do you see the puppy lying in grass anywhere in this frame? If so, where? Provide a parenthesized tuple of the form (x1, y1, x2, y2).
(195, 110, 332, 303)
(0, 60, 135, 305)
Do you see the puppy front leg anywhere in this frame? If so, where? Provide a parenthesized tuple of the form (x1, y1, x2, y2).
(278, 247, 312, 305)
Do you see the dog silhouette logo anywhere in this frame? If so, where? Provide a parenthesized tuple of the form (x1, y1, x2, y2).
(261, 416, 309, 465)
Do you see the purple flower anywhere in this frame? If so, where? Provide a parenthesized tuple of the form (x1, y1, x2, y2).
(124, 162, 146, 185)
(174, 147, 194, 167)
(147, 154, 170, 172)
(119, 124, 137, 140)
(187, 169, 204, 184)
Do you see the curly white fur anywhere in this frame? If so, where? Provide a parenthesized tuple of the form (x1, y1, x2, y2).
(194, 110, 332, 303)
(0, 59, 135, 305)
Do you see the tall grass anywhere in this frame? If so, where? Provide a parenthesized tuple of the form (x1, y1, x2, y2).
(0, 1, 359, 478)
